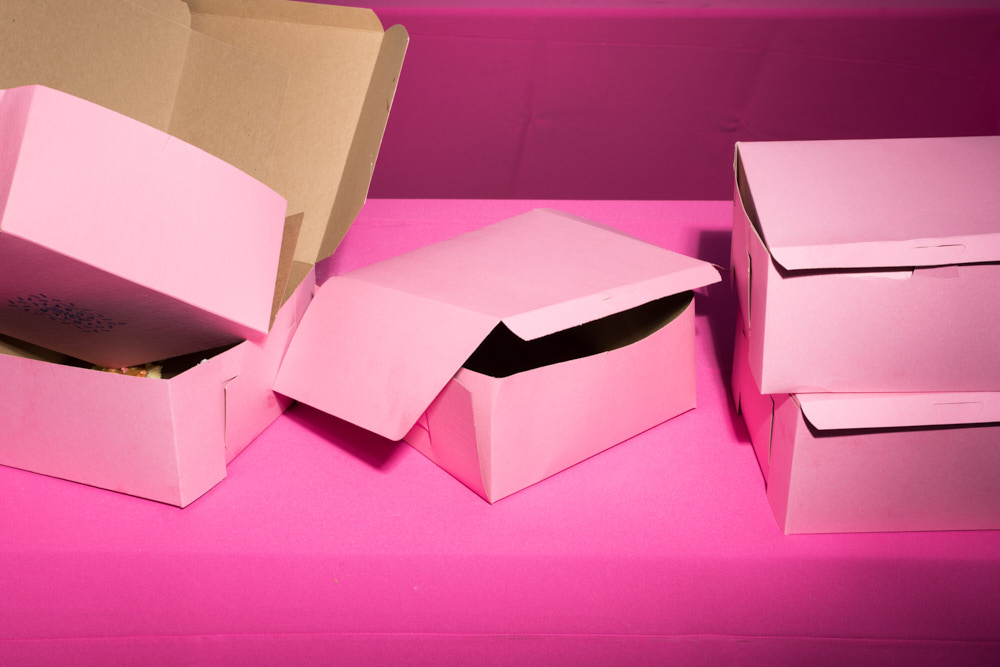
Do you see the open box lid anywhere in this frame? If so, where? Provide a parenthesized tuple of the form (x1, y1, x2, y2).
(736, 136, 1000, 271)
(184, 0, 409, 268)
(795, 391, 1000, 432)
(274, 209, 722, 440)
(2, 0, 407, 293)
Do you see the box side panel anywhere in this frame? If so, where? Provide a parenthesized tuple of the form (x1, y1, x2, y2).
(731, 314, 774, 481)
(730, 183, 751, 325)
(764, 394, 799, 534)
(224, 267, 315, 463)
(0, 354, 188, 505)
(168, 352, 234, 507)
(781, 408, 1000, 535)
(758, 260, 1000, 393)
(0, 87, 32, 224)
(477, 300, 697, 502)
(732, 175, 777, 395)
(404, 377, 490, 502)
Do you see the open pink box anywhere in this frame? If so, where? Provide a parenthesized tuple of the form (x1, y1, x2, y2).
(0, 272, 313, 507)
(0, 0, 407, 506)
(732, 314, 1000, 535)
(274, 209, 721, 503)
(732, 136, 1000, 394)
(0, 84, 287, 368)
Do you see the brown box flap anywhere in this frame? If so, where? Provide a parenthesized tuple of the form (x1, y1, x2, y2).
(186, 0, 408, 265)
(0, 0, 289, 185)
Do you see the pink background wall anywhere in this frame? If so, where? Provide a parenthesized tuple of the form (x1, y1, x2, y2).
(329, 0, 1000, 200)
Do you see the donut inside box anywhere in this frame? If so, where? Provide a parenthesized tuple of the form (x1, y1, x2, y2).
(0, 0, 407, 505)
(274, 209, 721, 503)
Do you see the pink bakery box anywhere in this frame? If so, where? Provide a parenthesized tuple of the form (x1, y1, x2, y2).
(732, 314, 1000, 535)
(0, 1, 408, 506)
(731, 135, 1000, 394)
(0, 84, 287, 368)
(0, 269, 314, 507)
(274, 209, 721, 503)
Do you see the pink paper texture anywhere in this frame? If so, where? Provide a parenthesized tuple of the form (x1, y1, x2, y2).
(406, 297, 698, 503)
(732, 318, 1000, 535)
(732, 136, 1000, 393)
(0, 271, 316, 507)
(0, 342, 238, 507)
(275, 208, 720, 501)
(0, 85, 287, 367)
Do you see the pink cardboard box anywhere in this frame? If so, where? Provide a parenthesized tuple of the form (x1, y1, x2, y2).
(274, 209, 721, 503)
(732, 136, 1000, 394)
(0, 0, 407, 505)
(732, 315, 1000, 534)
(0, 84, 287, 368)
(0, 271, 313, 507)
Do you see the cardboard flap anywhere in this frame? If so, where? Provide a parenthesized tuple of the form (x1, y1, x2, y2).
(347, 209, 721, 341)
(736, 136, 1000, 271)
(796, 391, 1000, 431)
(186, 0, 383, 31)
(186, 0, 409, 266)
(1, 0, 193, 132)
(1, 0, 289, 185)
(317, 23, 409, 264)
(273, 275, 497, 441)
(275, 208, 720, 441)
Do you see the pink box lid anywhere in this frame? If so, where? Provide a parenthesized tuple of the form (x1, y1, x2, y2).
(0, 85, 286, 366)
(274, 209, 721, 440)
(737, 136, 1000, 270)
(795, 391, 1000, 431)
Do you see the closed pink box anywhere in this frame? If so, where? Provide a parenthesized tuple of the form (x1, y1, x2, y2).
(0, 270, 314, 507)
(732, 136, 1000, 394)
(732, 316, 1000, 534)
(0, 85, 287, 368)
(274, 209, 720, 503)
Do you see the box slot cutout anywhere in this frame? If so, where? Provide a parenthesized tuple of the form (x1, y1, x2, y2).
(463, 291, 693, 379)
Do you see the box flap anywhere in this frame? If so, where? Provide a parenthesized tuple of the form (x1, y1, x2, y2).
(736, 136, 1000, 271)
(185, 0, 409, 266)
(274, 209, 721, 440)
(341, 209, 720, 340)
(1, 0, 290, 186)
(2, 0, 407, 272)
(796, 391, 1000, 431)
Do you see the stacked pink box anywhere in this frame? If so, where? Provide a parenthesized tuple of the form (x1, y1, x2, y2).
(729, 136, 1000, 534)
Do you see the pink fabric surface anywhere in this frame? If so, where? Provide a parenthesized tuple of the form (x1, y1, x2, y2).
(2, 199, 999, 664)
(318, 1, 1000, 201)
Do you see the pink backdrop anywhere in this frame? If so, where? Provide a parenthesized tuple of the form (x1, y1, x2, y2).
(326, 0, 1000, 200)
(3, 199, 999, 664)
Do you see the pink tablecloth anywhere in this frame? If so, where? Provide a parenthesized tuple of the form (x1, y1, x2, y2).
(324, 1, 1000, 201)
(2, 199, 998, 665)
